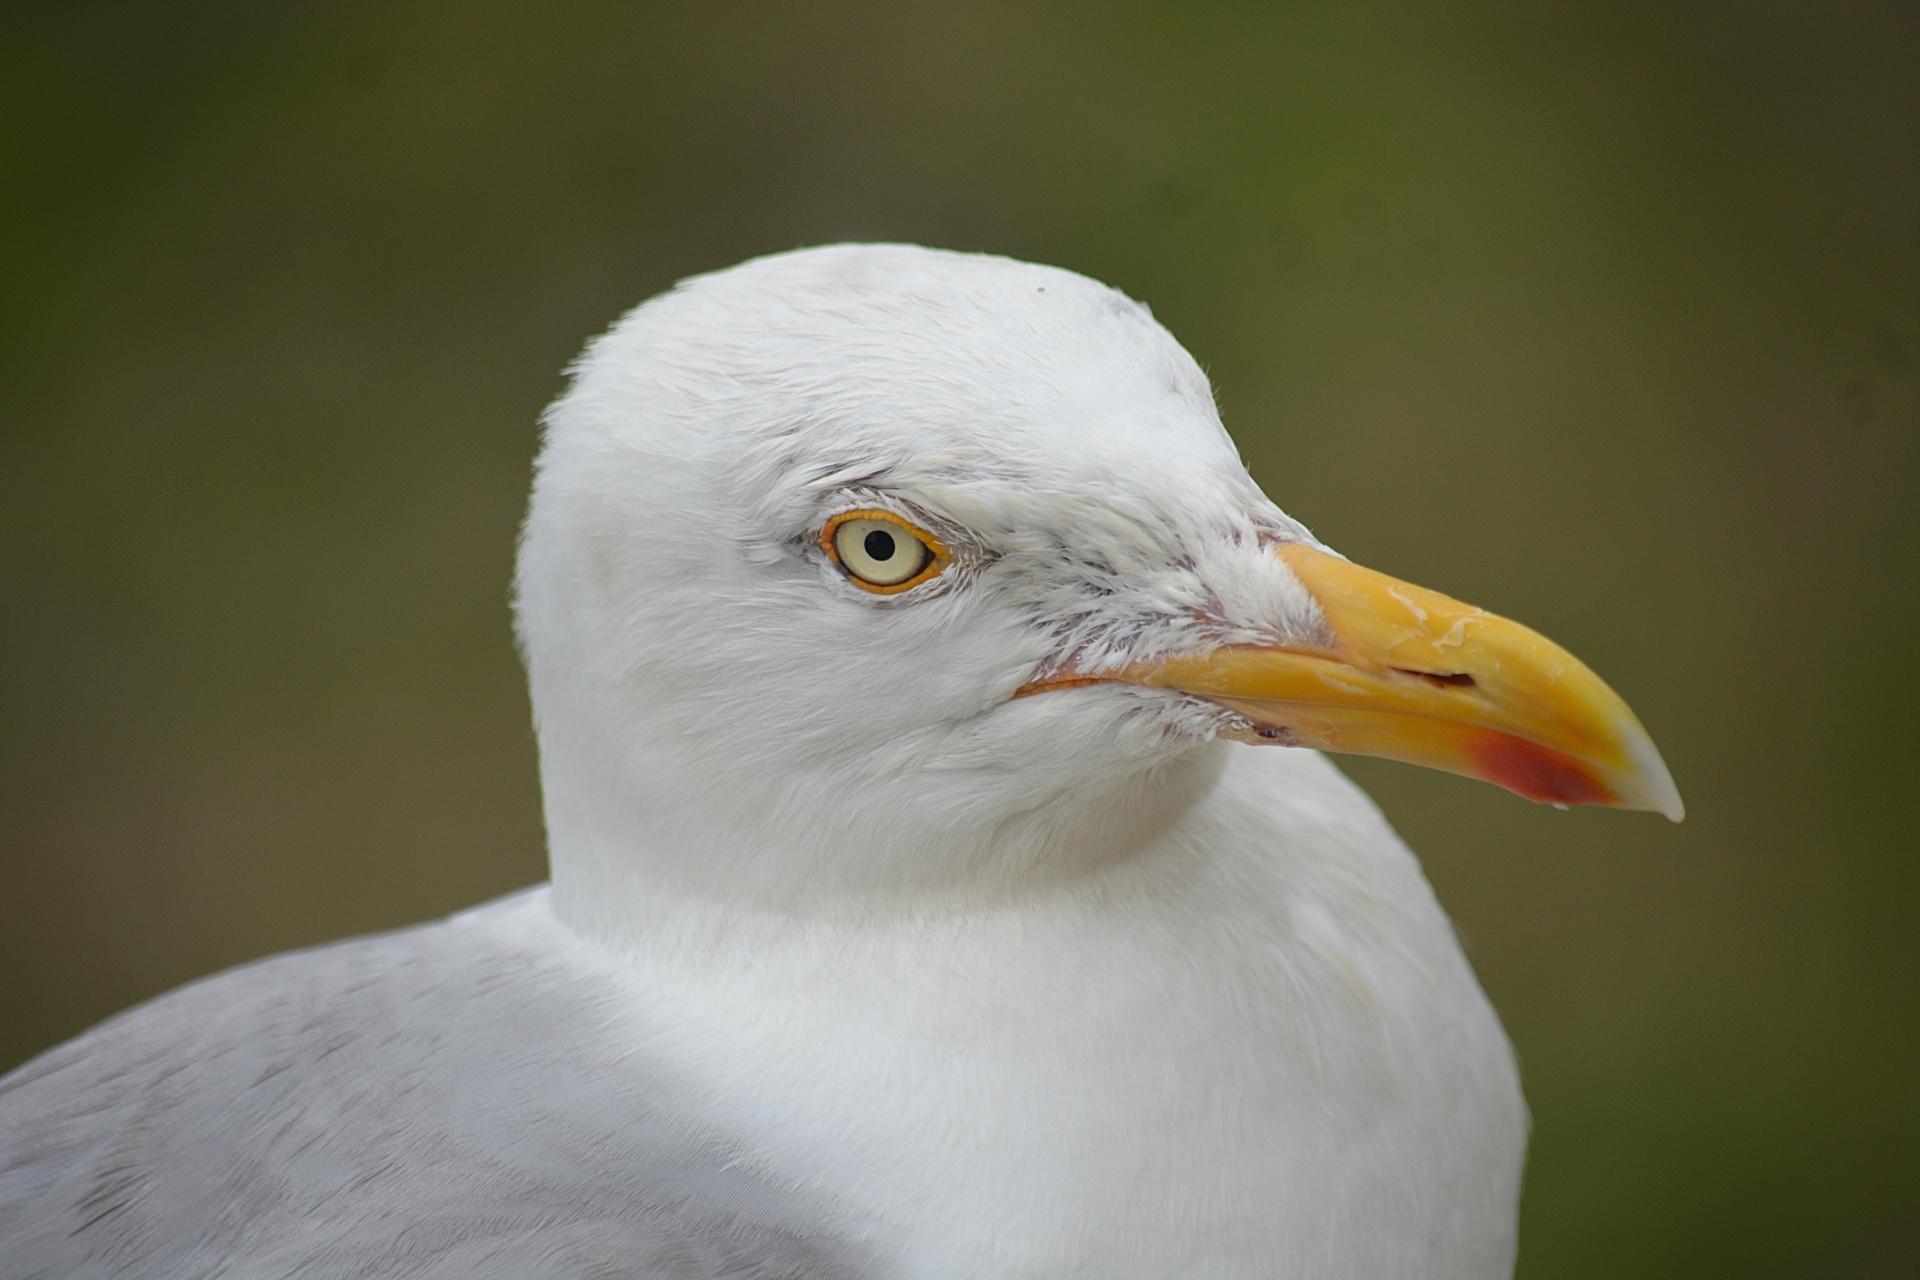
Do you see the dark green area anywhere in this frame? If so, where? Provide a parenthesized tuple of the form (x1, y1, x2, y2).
(2, 2, 1915, 1274)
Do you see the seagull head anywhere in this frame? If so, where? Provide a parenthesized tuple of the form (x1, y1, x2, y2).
(516, 245, 1679, 919)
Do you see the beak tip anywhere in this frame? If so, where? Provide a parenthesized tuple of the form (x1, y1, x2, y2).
(1621, 736, 1685, 823)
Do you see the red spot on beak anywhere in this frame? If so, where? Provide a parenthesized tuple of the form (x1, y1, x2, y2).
(1466, 731, 1614, 808)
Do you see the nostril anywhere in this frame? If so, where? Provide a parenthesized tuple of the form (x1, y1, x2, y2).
(1393, 667, 1477, 690)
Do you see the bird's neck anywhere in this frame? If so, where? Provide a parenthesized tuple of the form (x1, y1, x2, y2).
(503, 744, 1527, 1280)
(539, 741, 1233, 950)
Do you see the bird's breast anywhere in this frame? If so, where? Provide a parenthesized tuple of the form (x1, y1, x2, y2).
(556, 768, 1526, 1278)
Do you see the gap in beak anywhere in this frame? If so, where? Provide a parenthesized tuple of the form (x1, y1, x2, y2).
(1391, 667, 1477, 689)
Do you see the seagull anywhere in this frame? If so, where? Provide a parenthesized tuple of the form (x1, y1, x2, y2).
(0, 244, 1681, 1279)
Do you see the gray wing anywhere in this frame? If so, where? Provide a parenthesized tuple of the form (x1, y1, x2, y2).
(0, 897, 878, 1279)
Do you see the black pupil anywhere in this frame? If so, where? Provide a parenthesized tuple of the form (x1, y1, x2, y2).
(864, 529, 897, 562)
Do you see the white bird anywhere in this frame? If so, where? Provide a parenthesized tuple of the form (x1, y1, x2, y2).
(0, 244, 1681, 1279)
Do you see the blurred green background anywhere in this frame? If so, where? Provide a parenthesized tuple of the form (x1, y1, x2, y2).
(2, 2, 1915, 1274)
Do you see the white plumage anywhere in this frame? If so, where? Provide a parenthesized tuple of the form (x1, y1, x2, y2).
(2, 244, 1679, 1278)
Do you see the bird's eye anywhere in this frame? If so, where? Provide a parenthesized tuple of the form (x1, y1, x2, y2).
(823, 510, 947, 593)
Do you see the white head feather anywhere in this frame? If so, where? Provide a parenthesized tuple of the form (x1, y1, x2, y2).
(516, 244, 1334, 921)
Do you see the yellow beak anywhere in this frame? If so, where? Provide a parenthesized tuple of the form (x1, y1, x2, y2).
(1030, 544, 1683, 820)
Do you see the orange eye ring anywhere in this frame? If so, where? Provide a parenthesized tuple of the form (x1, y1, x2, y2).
(822, 508, 952, 594)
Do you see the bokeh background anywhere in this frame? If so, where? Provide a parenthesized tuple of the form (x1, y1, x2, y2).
(3, 2, 1916, 1274)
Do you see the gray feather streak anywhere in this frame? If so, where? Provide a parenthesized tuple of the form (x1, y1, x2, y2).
(0, 894, 875, 1279)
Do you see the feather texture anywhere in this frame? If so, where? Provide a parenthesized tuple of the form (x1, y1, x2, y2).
(0, 893, 876, 1279)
